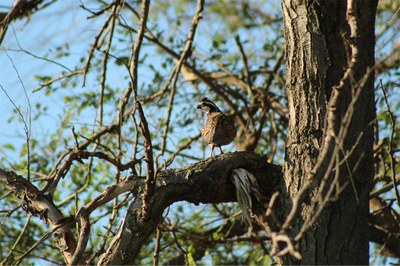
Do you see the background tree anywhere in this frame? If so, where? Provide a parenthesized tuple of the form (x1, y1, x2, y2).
(0, 0, 399, 265)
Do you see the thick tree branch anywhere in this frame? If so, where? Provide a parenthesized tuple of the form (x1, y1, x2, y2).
(70, 177, 140, 265)
(0, 168, 84, 265)
(0, 0, 56, 45)
(98, 151, 283, 265)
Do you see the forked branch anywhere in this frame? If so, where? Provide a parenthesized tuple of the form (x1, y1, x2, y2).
(98, 152, 282, 265)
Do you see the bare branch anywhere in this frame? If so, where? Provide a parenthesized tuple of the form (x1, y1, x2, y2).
(235, 35, 254, 103)
(82, 1, 120, 87)
(32, 69, 84, 92)
(99, 2, 121, 125)
(135, 100, 155, 220)
(126, 0, 150, 103)
(13, 220, 70, 265)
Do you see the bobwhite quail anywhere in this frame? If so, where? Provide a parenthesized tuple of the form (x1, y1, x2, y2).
(197, 97, 236, 156)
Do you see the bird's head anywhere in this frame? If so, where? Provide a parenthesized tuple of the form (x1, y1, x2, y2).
(197, 97, 222, 113)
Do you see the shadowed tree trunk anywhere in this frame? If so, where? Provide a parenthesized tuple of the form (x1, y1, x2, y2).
(281, 0, 377, 264)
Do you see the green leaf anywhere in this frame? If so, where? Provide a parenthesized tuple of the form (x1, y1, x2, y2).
(3, 143, 15, 151)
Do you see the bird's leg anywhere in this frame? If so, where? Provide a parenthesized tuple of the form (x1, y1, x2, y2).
(210, 146, 214, 157)
(219, 147, 223, 154)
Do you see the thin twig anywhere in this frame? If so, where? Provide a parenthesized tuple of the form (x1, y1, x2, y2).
(379, 79, 399, 205)
(13, 221, 70, 265)
(0, 82, 30, 181)
(127, 0, 150, 103)
(99, 2, 120, 125)
(160, 0, 204, 155)
(82, 2, 117, 86)
(153, 227, 162, 266)
(80, 1, 115, 19)
(164, 132, 202, 167)
(32, 69, 84, 92)
(54, 150, 140, 181)
(235, 34, 254, 104)
(1, 214, 31, 265)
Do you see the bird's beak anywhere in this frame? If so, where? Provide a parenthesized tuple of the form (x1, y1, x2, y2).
(197, 104, 202, 109)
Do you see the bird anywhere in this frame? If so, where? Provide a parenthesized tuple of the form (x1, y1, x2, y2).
(197, 97, 236, 156)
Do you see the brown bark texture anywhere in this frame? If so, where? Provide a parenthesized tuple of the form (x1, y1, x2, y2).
(87, 152, 281, 265)
(281, 0, 377, 264)
(0, 168, 84, 265)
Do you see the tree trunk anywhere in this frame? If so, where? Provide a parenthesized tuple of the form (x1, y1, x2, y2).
(281, 0, 377, 264)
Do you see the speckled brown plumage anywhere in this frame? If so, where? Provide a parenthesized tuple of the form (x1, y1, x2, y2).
(197, 97, 236, 156)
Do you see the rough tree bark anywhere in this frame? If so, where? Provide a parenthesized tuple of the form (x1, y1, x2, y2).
(281, 0, 377, 264)
(97, 152, 282, 265)
(0, 0, 51, 44)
